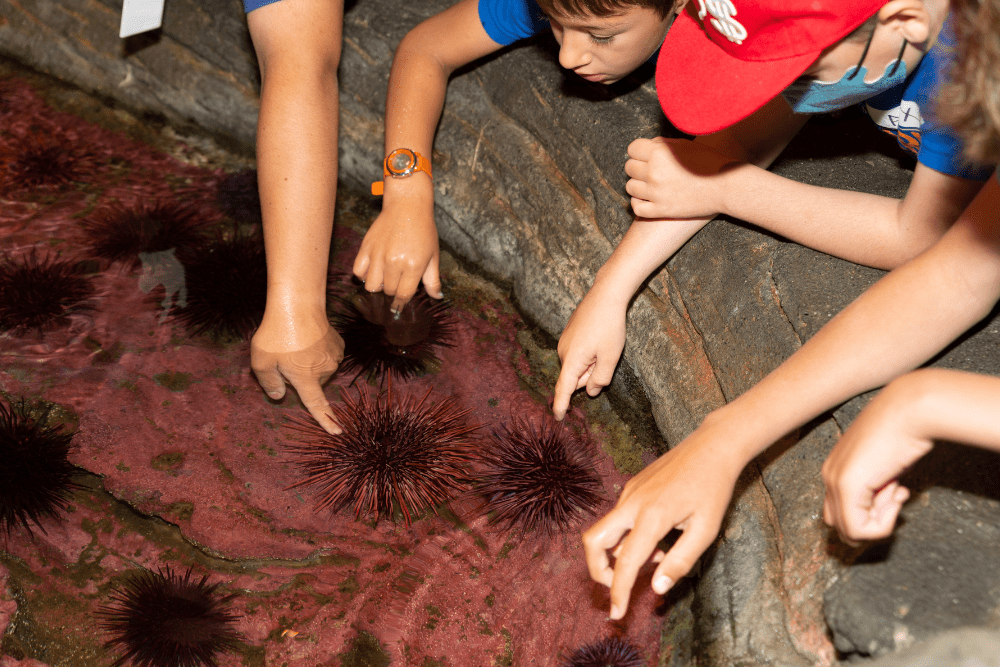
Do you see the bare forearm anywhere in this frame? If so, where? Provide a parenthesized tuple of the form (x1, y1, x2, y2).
(893, 369, 1000, 450)
(718, 164, 983, 270)
(714, 177, 1000, 462)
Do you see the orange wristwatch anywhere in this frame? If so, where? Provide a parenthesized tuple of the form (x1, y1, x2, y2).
(371, 148, 432, 196)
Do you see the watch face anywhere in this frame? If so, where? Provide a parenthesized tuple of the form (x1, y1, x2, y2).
(387, 149, 416, 176)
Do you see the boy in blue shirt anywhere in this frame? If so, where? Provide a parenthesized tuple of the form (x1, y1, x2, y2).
(353, 0, 676, 312)
(572, 0, 998, 622)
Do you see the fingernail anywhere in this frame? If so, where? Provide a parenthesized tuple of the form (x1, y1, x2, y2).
(653, 575, 673, 595)
(391, 309, 402, 320)
(267, 391, 282, 399)
(434, 289, 444, 299)
(609, 604, 622, 620)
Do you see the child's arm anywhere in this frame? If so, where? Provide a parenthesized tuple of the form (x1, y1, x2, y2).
(553, 96, 808, 419)
(822, 368, 1000, 544)
(583, 175, 1000, 619)
(352, 0, 504, 313)
(247, 0, 346, 435)
(626, 138, 985, 270)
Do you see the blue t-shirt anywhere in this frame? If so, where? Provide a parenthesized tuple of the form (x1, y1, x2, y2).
(245, 0, 281, 12)
(863, 17, 994, 180)
(479, 0, 550, 45)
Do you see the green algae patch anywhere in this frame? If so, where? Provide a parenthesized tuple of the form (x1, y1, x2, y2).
(153, 370, 195, 391)
(151, 451, 185, 471)
(494, 628, 514, 667)
(339, 630, 391, 667)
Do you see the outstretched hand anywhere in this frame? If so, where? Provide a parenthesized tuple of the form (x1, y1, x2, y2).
(625, 137, 741, 221)
(552, 286, 627, 420)
(821, 383, 928, 545)
(354, 179, 442, 313)
(582, 423, 742, 619)
(251, 320, 345, 435)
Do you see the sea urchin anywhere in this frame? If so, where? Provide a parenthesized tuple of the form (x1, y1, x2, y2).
(477, 415, 603, 535)
(82, 200, 213, 270)
(560, 637, 644, 667)
(0, 132, 94, 193)
(0, 251, 95, 335)
(330, 288, 455, 382)
(100, 566, 242, 667)
(284, 382, 479, 525)
(172, 230, 267, 341)
(215, 169, 262, 226)
(0, 399, 81, 538)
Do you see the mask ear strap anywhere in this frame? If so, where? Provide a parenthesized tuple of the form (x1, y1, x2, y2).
(887, 39, 907, 77)
(846, 22, 877, 80)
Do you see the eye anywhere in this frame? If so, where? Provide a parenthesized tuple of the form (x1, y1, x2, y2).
(589, 33, 614, 44)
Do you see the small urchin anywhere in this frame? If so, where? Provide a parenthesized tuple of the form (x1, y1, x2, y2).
(284, 382, 480, 525)
(0, 398, 82, 539)
(100, 566, 242, 667)
(330, 288, 455, 382)
(172, 230, 267, 341)
(0, 251, 96, 335)
(560, 637, 644, 667)
(82, 200, 214, 270)
(0, 132, 94, 193)
(477, 415, 603, 535)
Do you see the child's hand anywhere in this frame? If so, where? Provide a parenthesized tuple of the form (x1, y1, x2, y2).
(552, 284, 628, 420)
(582, 422, 742, 619)
(625, 137, 741, 220)
(251, 317, 345, 435)
(821, 378, 931, 545)
(353, 179, 442, 313)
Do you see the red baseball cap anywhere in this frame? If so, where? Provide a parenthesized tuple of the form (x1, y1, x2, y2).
(656, 0, 887, 135)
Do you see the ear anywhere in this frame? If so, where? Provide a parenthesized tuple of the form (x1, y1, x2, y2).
(877, 0, 932, 45)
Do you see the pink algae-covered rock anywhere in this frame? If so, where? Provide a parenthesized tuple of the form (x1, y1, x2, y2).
(0, 75, 665, 667)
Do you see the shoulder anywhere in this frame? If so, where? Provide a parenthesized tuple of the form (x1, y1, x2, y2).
(478, 0, 550, 46)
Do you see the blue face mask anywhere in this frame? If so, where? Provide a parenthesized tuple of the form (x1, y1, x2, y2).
(782, 59, 909, 114)
(782, 24, 912, 114)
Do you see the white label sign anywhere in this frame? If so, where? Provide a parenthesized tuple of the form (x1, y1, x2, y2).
(120, 0, 165, 38)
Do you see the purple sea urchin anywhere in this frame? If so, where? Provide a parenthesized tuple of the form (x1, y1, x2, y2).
(0, 251, 95, 335)
(172, 230, 267, 341)
(0, 399, 81, 538)
(560, 637, 644, 667)
(100, 566, 241, 667)
(285, 382, 480, 525)
(215, 169, 262, 226)
(0, 132, 93, 193)
(331, 289, 455, 381)
(477, 415, 602, 535)
(82, 201, 213, 270)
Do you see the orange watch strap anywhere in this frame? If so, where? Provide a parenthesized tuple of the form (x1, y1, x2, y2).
(371, 149, 432, 196)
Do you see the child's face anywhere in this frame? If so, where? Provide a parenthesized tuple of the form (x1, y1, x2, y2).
(546, 6, 673, 85)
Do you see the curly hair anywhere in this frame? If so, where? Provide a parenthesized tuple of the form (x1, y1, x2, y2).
(937, 0, 1000, 164)
(536, 0, 675, 19)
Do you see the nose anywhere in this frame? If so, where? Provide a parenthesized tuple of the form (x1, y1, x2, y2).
(558, 31, 591, 70)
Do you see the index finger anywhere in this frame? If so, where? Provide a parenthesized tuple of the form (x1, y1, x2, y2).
(626, 137, 656, 160)
(605, 512, 673, 619)
(552, 358, 593, 420)
(289, 377, 341, 435)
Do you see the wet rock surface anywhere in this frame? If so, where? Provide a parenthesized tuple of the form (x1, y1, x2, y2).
(3, 1, 1000, 665)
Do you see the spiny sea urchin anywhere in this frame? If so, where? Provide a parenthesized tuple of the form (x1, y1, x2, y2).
(215, 169, 262, 226)
(0, 399, 81, 539)
(477, 415, 603, 535)
(82, 200, 214, 270)
(0, 251, 96, 335)
(172, 230, 267, 341)
(284, 382, 480, 525)
(0, 132, 94, 193)
(100, 566, 242, 667)
(560, 637, 644, 667)
(330, 288, 455, 382)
